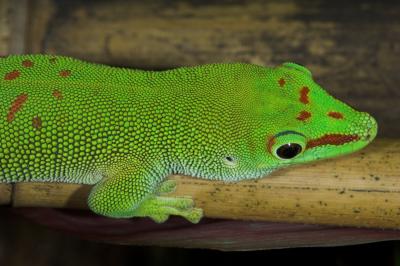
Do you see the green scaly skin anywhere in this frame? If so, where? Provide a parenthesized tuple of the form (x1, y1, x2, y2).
(0, 55, 377, 223)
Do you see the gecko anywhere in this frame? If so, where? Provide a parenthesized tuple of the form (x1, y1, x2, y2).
(0, 55, 377, 223)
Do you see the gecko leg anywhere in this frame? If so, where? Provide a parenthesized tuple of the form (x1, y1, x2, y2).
(133, 192, 203, 223)
(88, 163, 203, 223)
(156, 179, 177, 194)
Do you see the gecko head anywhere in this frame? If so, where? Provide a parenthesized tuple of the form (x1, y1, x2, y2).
(251, 62, 378, 173)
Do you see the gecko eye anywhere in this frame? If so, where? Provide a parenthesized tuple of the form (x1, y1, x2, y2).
(276, 143, 303, 159)
(268, 130, 306, 160)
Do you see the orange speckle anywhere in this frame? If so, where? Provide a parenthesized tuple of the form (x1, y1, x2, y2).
(32, 116, 42, 129)
(328, 112, 344, 119)
(22, 60, 33, 67)
(306, 134, 360, 149)
(7, 93, 28, 122)
(59, 70, 71, 77)
(52, 90, 63, 100)
(297, 110, 311, 121)
(299, 86, 310, 104)
(267, 136, 276, 154)
(278, 78, 286, 87)
(4, 70, 21, 80)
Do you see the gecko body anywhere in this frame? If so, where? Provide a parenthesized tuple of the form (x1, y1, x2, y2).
(0, 55, 377, 222)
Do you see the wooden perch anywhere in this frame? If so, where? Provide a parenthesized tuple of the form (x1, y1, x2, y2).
(0, 139, 398, 229)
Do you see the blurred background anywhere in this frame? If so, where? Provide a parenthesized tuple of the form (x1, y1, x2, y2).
(0, 0, 399, 265)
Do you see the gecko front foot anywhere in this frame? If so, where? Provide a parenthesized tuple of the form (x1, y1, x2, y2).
(89, 169, 203, 223)
(133, 195, 203, 223)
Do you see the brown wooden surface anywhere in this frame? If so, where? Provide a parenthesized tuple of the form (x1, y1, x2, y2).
(0, 0, 10, 55)
(0, 184, 11, 205)
(8, 139, 400, 230)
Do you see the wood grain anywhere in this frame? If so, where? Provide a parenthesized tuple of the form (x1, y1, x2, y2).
(0, 0, 11, 55)
(0, 184, 11, 205)
(10, 139, 400, 229)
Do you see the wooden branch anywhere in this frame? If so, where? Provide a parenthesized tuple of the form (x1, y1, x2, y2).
(6, 0, 29, 55)
(0, 0, 11, 55)
(3, 139, 399, 229)
(0, 184, 11, 205)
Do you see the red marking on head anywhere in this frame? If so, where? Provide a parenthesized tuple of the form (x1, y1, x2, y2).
(267, 136, 276, 154)
(32, 116, 42, 129)
(59, 70, 71, 77)
(52, 90, 63, 100)
(7, 93, 28, 122)
(49, 57, 57, 64)
(4, 70, 21, 80)
(299, 86, 310, 104)
(278, 78, 286, 87)
(306, 134, 360, 149)
(297, 111, 311, 121)
(328, 112, 344, 119)
(22, 60, 33, 68)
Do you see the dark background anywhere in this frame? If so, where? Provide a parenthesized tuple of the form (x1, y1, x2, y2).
(1, 0, 400, 265)
(0, 210, 399, 266)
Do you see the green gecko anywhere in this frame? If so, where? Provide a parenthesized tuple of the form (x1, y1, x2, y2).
(0, 55, 377, 223)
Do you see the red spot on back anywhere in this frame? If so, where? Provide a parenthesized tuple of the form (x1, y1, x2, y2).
(52, 90, 63, 100)
(22, 60, 33, 67)
(306, 134, 360, 149)
(328, 112, 344, 119)
(4, 70, 21, 80)
(7, 93, 28, 122)
(297, 110, 311, 121)
(299, 86, 310, 104)
(59, 70, 71, 77)
(278, 78, 286, 87)
(32, 116, 42, 129)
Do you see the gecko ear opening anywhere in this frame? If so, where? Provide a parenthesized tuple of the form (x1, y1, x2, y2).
(269, 131, 306, 160)
(282, 62, 312, 78)
(223, 155, 237, 166)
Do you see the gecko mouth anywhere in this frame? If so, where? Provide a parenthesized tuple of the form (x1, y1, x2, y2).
(305, 113, 377, 150)
(306, 134, 360, 149)
(298, 114, 377, 162)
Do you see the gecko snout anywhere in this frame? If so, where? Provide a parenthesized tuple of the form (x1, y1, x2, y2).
(365, 115, 378, 142)
(356, 112, 378, 142)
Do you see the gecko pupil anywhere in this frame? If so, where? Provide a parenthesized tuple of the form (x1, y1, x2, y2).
(276, 143, 302, 159)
